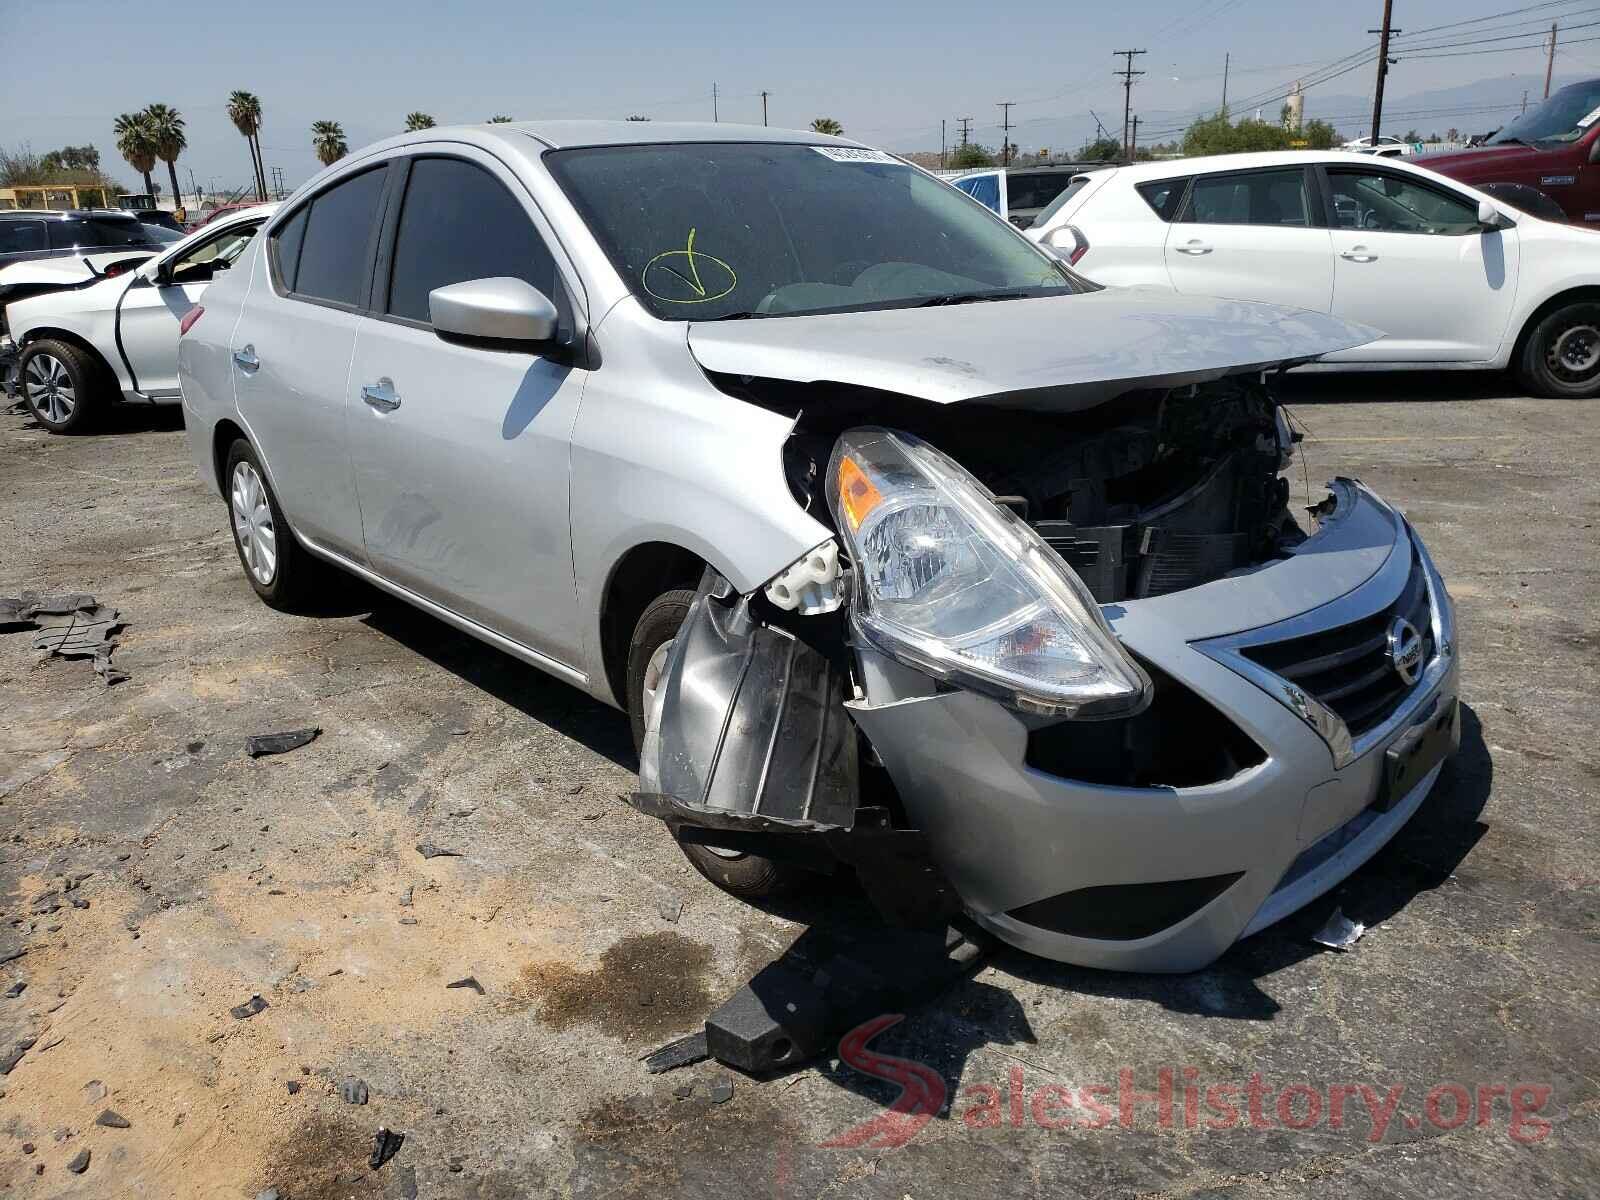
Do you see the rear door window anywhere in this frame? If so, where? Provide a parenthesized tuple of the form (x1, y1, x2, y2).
(384, 157, 562, 325)
(269, 207, 308, 291)
(1135, 178, 1188, 221)
(1183, 168, 1311, 226)
(0, 218, 47, 254)
(291, 167, 387, 307)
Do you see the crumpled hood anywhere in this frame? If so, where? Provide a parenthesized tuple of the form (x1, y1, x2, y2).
(687, 288, 1379, 410)
(0, 251, 154, 291)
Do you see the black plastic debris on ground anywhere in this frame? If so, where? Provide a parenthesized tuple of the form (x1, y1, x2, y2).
(369, 1127, 404, 1169)
(246, 727, 321, 758)
(415, 842, 462, 860)
(642, 1030, 709, 1074)
(446, 976, 484, 995)
(229, 995, 269, 1020)
(644, 921, 992, 1076)
(0, 593, 127, 685)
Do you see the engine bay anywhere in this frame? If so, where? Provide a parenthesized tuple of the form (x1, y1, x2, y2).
(753, 372, 1306, 603)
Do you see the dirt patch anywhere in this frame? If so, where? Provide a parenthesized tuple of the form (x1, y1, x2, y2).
(254, 1112, 390, 1200)
(514, 932, 713, 1041)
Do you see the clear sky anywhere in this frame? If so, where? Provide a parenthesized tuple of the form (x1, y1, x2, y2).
(6, 0, 1598, 197)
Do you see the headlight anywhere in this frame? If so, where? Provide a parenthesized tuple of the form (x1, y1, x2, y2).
(827, 427, 1152, 717)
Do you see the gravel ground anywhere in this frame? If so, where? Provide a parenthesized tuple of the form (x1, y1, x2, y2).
(0, 373, 1596, 1198)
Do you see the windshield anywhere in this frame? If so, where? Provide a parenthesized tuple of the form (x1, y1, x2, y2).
(1488, 79, 1600, 146)
(546, 143, 1079, 320)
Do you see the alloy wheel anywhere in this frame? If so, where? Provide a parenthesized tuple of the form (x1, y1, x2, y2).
(230, 461, 278, 586)
(23, 353, 75, 424)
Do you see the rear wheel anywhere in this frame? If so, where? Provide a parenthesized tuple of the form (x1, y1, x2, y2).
(224, 438, 332, 610)
(17, 339, 108, 434)
(626, 588, 808, 899)
(1518, 302, 1600, 398)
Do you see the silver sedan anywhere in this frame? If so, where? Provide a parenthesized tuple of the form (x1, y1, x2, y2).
(178, 122, 1459, 971)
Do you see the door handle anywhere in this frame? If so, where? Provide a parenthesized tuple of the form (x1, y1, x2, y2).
(1340, 247, 1378, 263)
(232, 345, 259, 371)
(1175, 240, 1213, 255)
(361, 377, 401, 412)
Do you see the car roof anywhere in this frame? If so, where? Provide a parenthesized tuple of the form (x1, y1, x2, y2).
(0, 208, 142, 220)
(1103, 150, 1439, 179)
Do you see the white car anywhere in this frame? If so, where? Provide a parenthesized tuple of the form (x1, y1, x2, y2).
(7, 205, 276, 432)
(1026, 150, 1600, 397)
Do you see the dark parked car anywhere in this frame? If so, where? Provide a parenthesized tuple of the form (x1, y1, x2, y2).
(0, 209, 179, 271)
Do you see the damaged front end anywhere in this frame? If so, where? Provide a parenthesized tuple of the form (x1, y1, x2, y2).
(635, 569, 965, 925)
(630, 368, 1457, 967)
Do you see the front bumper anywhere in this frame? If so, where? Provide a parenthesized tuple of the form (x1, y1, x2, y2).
(849, 480, 1459, 972)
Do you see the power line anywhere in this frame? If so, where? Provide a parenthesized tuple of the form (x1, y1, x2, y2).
(1113, 48, 1147, 160)
(997, 101, 1016, 164)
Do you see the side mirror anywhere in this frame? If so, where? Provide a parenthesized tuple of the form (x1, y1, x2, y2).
(1476, 198, 1511, 230)
(134, 259, 165, 285)
(428, 277, 559, 346)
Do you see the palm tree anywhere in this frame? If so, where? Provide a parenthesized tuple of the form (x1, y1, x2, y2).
(810, 117, 844, 136)
(113, 111, 157, 197)
(311, 121, 348, 166)
(404, 112, 435, 131)
(486, 115, 514, 123)
(143, 104, 186, 208)
(227, 91, 266, 201)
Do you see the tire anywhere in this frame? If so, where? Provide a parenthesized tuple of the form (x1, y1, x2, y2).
(223, 438, 329, 610)
(17, 339, 109, 433)
(625, 588, 808, 900)
(1518, 302, 1600, 398)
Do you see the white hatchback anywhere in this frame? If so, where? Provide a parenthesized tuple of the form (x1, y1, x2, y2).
(1021, 150, 1600, 396)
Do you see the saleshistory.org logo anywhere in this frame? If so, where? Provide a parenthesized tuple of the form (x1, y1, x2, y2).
(820, 1016, 1555, 1149)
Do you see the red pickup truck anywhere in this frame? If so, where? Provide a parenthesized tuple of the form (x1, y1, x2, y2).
(1421, 78, 1600, 225)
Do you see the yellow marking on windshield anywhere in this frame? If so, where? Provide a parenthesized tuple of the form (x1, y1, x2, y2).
(643, 228, 737, 304)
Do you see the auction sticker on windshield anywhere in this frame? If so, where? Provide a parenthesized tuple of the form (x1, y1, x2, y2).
(812, 146, 899, 164)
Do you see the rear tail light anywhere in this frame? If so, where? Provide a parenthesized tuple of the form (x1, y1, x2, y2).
(103, 264, 129, 278)
(179, 305, 205, 336)
(1066, 225, 1090, 266)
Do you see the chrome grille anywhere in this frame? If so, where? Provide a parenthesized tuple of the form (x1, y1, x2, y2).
(1240, 556, 1433, 736)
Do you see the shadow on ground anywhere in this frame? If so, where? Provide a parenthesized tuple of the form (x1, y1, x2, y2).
(362, 598, 636, 770)
(1279, 370, 1522, 405)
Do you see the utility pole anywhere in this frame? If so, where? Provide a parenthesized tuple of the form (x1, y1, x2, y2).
(761, 90, 770, 126)
(1130, 114, 1140, 162)
(1522, 89, 1530, 114)
(1113, 49, 1147, 161)
(997, 101, 1015, 166)
(712, 83, 719, 122)
(940, 118, 947, 170)
(1368, 0, 1399, 146)
(957, 116, 974, 146)
(1545, 22, 1558, 98)
(1221, 51, 1230, 114)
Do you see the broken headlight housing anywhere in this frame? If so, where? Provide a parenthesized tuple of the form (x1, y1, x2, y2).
(827, 427, 1152, 718)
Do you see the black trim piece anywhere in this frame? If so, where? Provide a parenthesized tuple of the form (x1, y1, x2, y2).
(1008, 873, 1245, 941)
(111, 275, 140, 393)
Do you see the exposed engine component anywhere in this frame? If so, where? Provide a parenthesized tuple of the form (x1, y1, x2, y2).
(766, 374, 1305, 604)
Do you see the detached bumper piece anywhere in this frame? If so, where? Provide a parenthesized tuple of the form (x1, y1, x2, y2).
(632, 574, 962, 927)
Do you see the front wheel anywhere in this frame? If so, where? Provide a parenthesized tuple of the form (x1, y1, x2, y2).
(626, 588, 809, 900)
(17, 339, 108, 433)
(1518, 303, 1600, 398)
